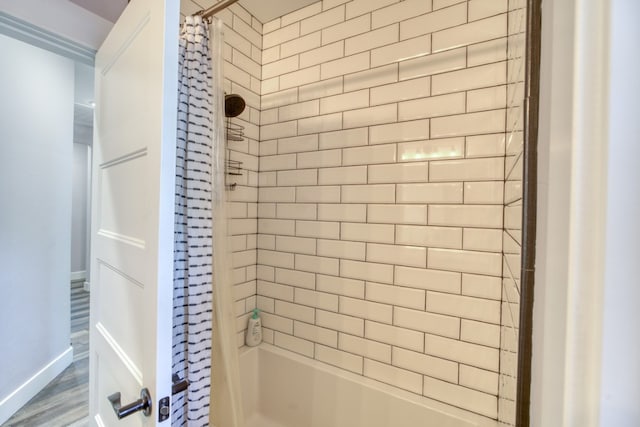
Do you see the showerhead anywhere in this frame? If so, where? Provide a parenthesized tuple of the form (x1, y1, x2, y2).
(225, 94, 246, 118)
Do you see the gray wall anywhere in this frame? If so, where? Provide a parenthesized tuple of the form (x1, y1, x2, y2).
(0, 33, 74, 405)
(70, 142, 89, 276)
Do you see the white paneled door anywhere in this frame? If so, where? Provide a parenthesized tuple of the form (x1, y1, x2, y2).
(89, 0, 180, 425)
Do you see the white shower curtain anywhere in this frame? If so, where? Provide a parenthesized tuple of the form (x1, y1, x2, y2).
(172, 15, 245, 427)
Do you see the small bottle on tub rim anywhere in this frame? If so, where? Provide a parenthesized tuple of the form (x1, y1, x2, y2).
(245, 308, 262, 347)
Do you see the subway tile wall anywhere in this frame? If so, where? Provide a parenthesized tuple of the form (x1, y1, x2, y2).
(257, 0, 514, 420)
(500, 0, 526, 425)
(180, 0, 262, 343)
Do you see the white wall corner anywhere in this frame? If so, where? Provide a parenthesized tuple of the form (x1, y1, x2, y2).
(0, 347, 73, 425)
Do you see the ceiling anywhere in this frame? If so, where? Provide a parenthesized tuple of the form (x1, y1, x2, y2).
(68, 0, 128, 22)
(238, 0, 319, 23)
(68, 0, 320, 25)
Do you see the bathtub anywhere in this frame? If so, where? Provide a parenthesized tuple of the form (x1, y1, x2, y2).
(239, 344, 499, 427)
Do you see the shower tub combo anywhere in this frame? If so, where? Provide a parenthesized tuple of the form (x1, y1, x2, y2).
(240, 344, 498, 427)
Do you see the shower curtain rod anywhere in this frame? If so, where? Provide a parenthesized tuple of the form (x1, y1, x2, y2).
(196, 0, 241, 20)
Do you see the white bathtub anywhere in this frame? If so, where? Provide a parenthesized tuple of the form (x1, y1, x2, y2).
(239, 344, 499, 427)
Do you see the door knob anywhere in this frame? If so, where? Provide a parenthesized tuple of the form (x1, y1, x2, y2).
(108, 388, 152, 419)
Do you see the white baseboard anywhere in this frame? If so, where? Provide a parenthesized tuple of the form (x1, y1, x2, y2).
(0, 347, 73, 425)
(71, 270, 86, 282)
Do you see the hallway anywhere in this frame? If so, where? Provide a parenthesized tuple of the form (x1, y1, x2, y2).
(3, 281, 89, 426)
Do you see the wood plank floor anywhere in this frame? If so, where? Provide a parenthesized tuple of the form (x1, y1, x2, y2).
(3, 281, 90, 427)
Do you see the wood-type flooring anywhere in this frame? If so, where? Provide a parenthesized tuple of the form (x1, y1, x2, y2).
(3, 280, 90, 427)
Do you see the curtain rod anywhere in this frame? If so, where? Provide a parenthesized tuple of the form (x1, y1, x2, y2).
(196, 0, 241, 20)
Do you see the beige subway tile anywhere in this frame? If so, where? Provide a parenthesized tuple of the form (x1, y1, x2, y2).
(299, 76, 344, 102)
(432, 62, 506, 95)
(364, 359, 423, 394)
(343, 104, 398, 129)
(275, 300, 315, 323)
(276, 203, 317, 220)
(344, 63, 398, 92)
(296, 254, 340, 276)
(428, 248, 502, 276)
(341, 184, 396, 203)
(432, 14, 507, 52)
(316, 344, 364, 374)
(298, 112, 343, 135)
(317, 274, 365, 299)
(396, 224, 462, 249)
(345, 24, 399, 55)
(466, 134, 506, 158)
(281, 2, 323, 26)
(430, 157, 505, 181)
(346, 0, 400, 19)
(368, 162, 429, 184)
(258, 250, 295, 269)
(343, 143, 397, 165)
(393, 347, 458, 383)
(274, 332, 314, 357)
(368, 204, 428, 225)
(423, 375, 498, 418)
(275, 267, 316, 290)
(341, 259, 394, 283)
(300, 41, 345, 68)
(296, 185, 341, 203)
(372, 0, 433, 29)
(461, 319, 501, 348)
(317, 309, 365, 336)
(471, 37, 508, 68)
(278, 134, 319, 154)
(322, 14, 371, 45)
(276, 169, 318, 186)
(280, 65, 321, 90)
(280, 31, 320, 59)
(259, 218, 296, 235)
(301, 5, 345, 35)
(320, 52, 370, 80)
(395, 306, 460, 338)
(320, 89, 370, 115)
(367, 243, 427, 268)
(371, 35, 431, 68)
(429, 205, 504, 228)
(319, 128, 369, 150)
(401, 3, 467, 40)
(258, 280, 294, 301)
(462, 273, 502, 300)
(340, 296, 393, 323)
(366, 282, 425, 310)
(275, 235, 316, 255)
(263, 55, 299, 79)
(317, 239, 366, 261)
(341, 223, 395, 244)
(294, 321, 337, 347)
(262, 312, 294, 333)
(318, 165, 368, 185)
(398, 92, 466, 121)
(425, 333, 499, 372)
(278, 100, 320, 123)
(297, 149, 342, 168)
(296, 220, 340, 239)
(318, 203, 367, 222)
(394, 266, 461, 293)
(467, 85, 507, 112)
(262, 88, 298, 110)
(370, 119, 429, 145)
(339, 333, 391, 363)
(261, 121, 297, 140)
(463, 227, 503, 252)
(459, 364, 499, 396)
(431, 110, 506, 138)
(258, 187, 296, 203)
(365, 321, 424, 352)
(371, 77, 431, 106)
(399, 47, 467, 81)
(397, 182, 463, 204)
(427, 291, 501, 325)
(398, 138, 465, 162)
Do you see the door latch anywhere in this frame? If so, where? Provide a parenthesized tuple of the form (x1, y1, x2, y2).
(107, 388, 152, 419)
